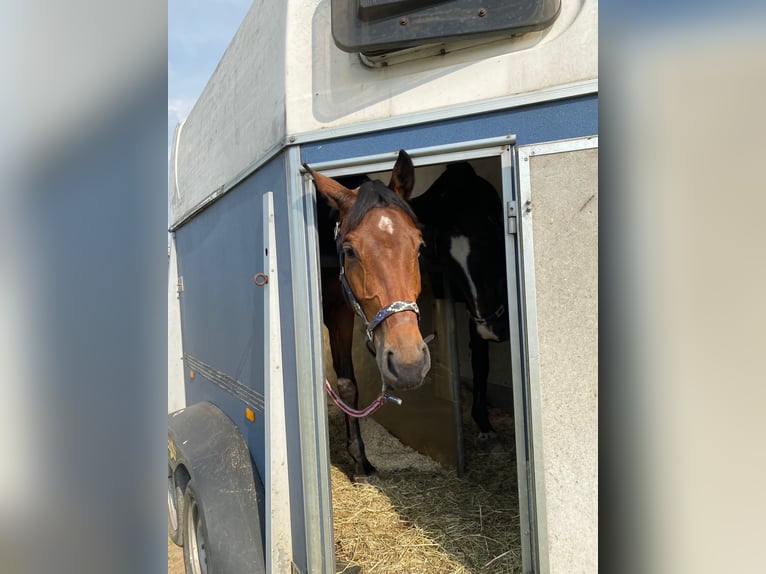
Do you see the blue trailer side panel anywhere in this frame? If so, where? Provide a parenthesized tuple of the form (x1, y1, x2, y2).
(301, 94, 597, 163)
(175, 158, 273, 474)
(174, 151, 309, 570)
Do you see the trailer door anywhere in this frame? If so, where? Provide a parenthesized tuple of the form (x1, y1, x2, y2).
(304, 138, 521, 475)
(515, 136, 598, 574)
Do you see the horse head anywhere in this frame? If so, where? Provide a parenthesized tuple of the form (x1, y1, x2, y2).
(305, 150, 431, 391)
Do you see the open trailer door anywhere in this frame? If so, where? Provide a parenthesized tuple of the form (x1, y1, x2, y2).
(515, 136, 598, 573)
(305, 137, 520, 476)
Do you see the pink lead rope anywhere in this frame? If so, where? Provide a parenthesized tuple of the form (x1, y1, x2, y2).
(324, 378, 402, 418)
(324, 334, 433, 418)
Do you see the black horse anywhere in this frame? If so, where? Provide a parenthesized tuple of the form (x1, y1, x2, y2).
(411, 162, 510, 441)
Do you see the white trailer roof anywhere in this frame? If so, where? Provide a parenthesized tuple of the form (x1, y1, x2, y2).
(170, 0, 597, 226)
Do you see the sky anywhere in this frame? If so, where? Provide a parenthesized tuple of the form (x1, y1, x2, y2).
(168, 0, 253, 154)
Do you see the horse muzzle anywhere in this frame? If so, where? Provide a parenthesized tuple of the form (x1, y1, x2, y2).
(377, 337, 431, 391)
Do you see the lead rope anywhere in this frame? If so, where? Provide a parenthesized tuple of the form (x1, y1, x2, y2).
(325, 378, 402, 418)
(324, 332, 434, 418)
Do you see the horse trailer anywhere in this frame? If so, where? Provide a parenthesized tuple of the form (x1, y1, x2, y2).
(168, 1, 597, 572)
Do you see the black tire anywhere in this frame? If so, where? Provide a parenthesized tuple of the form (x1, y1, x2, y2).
(167, 465, 184, 546)
(183, 481, 211, 574)
(169, 402, 266, 572)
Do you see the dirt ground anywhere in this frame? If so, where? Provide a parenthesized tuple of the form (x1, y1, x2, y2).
(168, 537, 184, 574)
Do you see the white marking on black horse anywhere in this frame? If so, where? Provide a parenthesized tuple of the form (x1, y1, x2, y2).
(449, 235, 477, 300)
(475, 324, 499, 341)
(449, 235, 498, 341)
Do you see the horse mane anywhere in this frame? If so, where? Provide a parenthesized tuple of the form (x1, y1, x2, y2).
(343, 179, 419, 234)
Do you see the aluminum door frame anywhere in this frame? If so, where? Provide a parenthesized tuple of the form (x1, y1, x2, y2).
(300, 134, 529, 568)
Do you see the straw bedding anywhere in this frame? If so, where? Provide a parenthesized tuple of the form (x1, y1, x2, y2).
(328, 395, 521, 574)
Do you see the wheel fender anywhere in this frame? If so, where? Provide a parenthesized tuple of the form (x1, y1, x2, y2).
(168, 401, 265, 574)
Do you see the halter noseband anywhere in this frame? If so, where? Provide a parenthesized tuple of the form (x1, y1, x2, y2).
(471, 303, 506, 328)
(335, 221, 421, 353)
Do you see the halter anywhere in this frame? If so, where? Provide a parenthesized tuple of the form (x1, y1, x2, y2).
(334, 221, 421, 353)
(325, 219, 422, 418)
(471, 304, 506, 328)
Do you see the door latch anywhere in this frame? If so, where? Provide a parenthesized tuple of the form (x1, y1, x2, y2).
(507, 201, 518, 235)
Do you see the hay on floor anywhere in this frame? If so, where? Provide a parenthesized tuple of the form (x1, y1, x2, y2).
(332, 466, 468, 574)
(329, 399, 521, 574)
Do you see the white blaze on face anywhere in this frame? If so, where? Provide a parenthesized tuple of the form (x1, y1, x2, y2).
(378, 215, 395, 235)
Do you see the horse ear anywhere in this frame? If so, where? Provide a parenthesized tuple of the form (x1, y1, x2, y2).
(388, 150, 415, 201)
(303, 163, 357, 214)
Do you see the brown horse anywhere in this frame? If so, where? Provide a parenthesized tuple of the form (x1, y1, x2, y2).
(304, 150, 431, 479)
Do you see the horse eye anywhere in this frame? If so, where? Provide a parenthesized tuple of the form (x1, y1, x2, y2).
(343, 246, 357, 259)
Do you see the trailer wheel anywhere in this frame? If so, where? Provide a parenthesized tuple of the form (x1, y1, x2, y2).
(183, 481, 210, 574)
(167, 465, 184, 546)
(170, 402, 266, 572)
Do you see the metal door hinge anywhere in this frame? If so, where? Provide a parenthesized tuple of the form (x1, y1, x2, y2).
(507, 201, 518, 235)
(177, 276, 184, 294)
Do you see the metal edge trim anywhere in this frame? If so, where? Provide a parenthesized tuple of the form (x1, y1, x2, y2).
(516, 141, 549, 574)
(169, 140, 285, 232)
(521, 135, 599, 158)
(285, 145, 337, 574)
(500, 145, 534, 573)
(263, 191, 295, 572)
(168, 236, 187, 411)
(169, 120, 185, 208)
(302, 136, 516, 176)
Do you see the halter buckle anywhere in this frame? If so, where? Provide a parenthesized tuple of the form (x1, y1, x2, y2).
(384, 393, 403, 406)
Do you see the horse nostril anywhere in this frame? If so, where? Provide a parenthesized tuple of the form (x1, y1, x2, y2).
(386, 351, 398, 379)
(420, 342, 431, 373)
